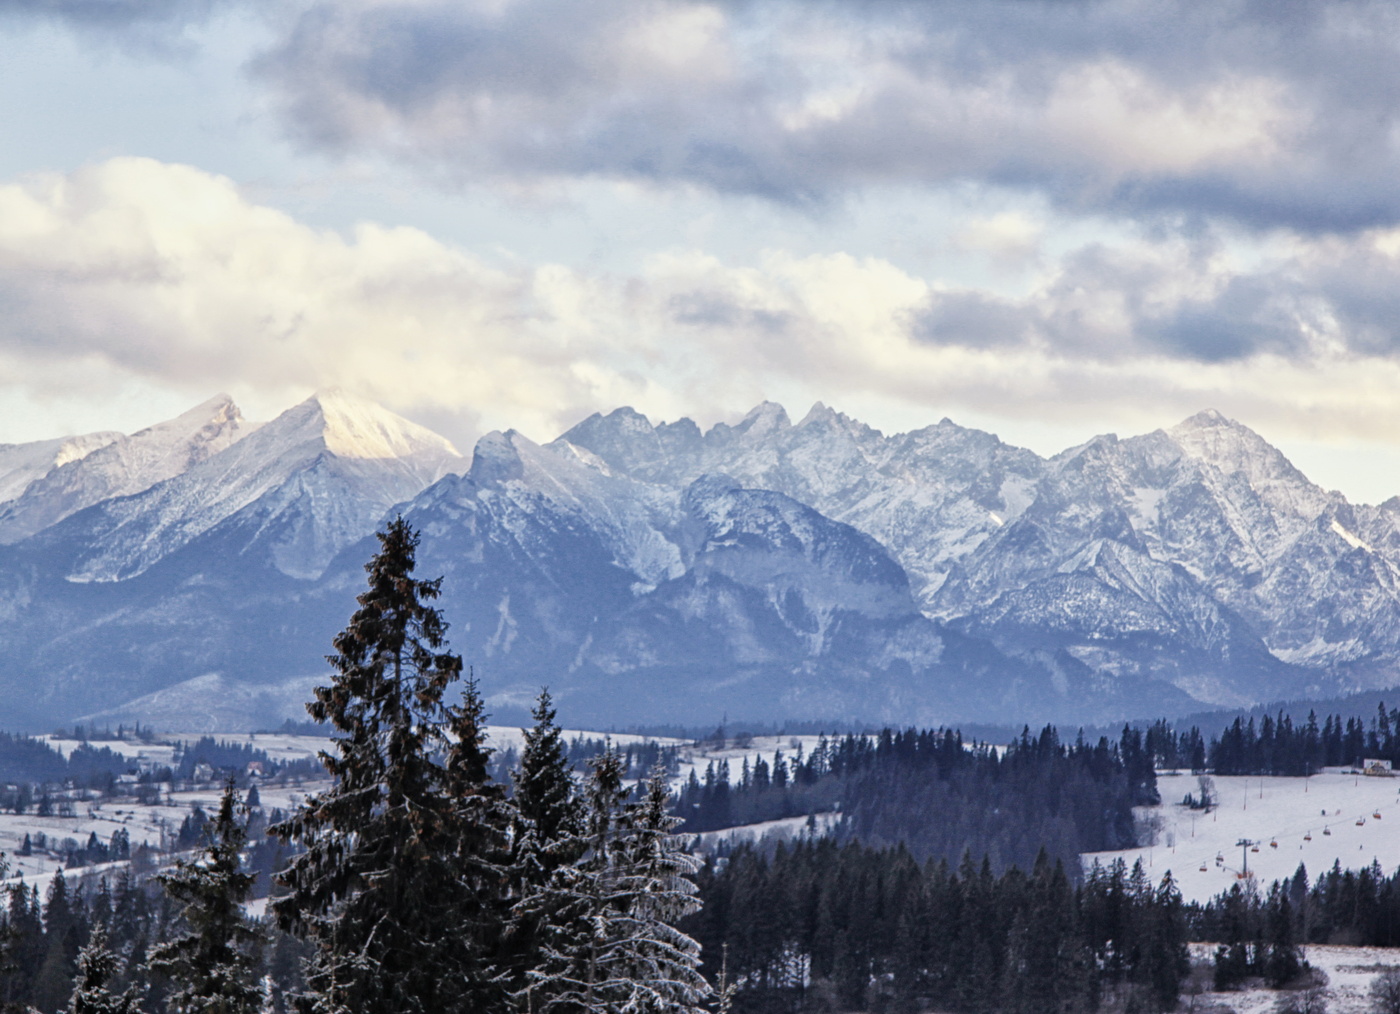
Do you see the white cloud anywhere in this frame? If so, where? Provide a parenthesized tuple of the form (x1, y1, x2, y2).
(7, 157, 1400, 464)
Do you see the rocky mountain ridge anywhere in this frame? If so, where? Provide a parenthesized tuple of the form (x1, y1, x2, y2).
(0, 394, 1393, 731)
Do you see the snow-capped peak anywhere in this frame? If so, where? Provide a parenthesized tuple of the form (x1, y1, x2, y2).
(309, 388, 461, 462)
(0, 394, 254, 543)
(734, 401, 791, 436)
(1169, 408, 1328, 520)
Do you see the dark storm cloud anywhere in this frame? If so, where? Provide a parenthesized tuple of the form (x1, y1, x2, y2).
(254, 0, 1400, 232)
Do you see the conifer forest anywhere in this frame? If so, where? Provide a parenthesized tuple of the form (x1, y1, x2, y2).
(5, 519, 1400, 1014)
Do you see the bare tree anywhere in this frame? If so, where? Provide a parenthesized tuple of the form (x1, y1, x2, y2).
(1371, 969, 1400, 1014)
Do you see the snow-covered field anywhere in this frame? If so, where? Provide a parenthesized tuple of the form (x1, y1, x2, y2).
(0, 779, 322, 899)
(1085, 771, 1400, 902)
(1186, 942, 1400, 1013)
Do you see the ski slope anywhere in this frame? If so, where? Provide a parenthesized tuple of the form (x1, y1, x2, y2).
(1085, 771, 1400, 902)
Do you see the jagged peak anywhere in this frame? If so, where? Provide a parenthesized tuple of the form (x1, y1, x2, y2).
(735, 401, 791, 435)
(1052, 432, 1119, 465)
(294, 388, 461, 461)
(468, 430, 526, 484)
(1176, 407, 1231, 429)
(1170, 408, 1288, 469)
(560, 405, 659, 446)
(126, 393, 246, 445)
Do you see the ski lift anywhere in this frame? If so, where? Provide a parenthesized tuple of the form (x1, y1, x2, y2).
(1374, 811, 1383, 820)
(1324, 828, 1333, 836)
(1199, 863, 1208, 872)
(1357, 817, 1367, 826)
(1251, 845, 1260, 852)
(1304, 833, 1312, 841)
(1270, 840, 1278, 849)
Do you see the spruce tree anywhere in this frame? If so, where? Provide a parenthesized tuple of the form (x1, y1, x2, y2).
(500, 690, 582, 993)
(64, 923, 140, 1014)
(610, 766, 712, 1013)
(271, 517, 507, 1014)
(513, 690, 581, 861)
(442, 671, 512, 1011)
(1137, 872, 1188, 1012)
(518, 757, 712, 1014)
(151, 778, 263, 1014)
(1261, 882, 1303, 988)
(34, 872, 80, 1014)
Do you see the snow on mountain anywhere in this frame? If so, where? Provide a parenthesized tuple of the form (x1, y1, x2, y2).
(40, 390, 463, 583)
(5, 392, 1400, 730)
(0, 431, 122, 505)
(561, 402, 1045, 610)
(0, 394, 252, 544)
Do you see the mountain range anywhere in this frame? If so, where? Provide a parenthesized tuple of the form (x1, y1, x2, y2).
(0, 391, 1395, 732)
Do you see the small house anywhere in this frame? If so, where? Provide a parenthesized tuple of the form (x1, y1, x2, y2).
(1363, 758, 1394, 776)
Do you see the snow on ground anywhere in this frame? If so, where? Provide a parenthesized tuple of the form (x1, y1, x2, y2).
(1185, 942, 1400, 1013)
(671, 734, 840, 789)
(482, 726, 683, 757)
(38, 735, 178, 766)
(0, 779, 326, 900)
(1084, 771, 1400, 903)
(692, 812, 841, 850)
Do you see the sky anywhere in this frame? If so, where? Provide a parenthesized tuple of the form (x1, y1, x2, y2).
(5, 1, 1400, 501)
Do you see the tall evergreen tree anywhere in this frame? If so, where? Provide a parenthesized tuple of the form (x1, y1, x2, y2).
(610, 767, 712, 1014)
(33, 872, 80, 1014)
(501, 690, 583, 995)
(1261, 882, 1303, 988)
(1138, 872, 1189, 1012)
(442, 671, 512, 1012)
(272, 517, 507, 1014)
(64, 923, 140, 1014)
(513, 690, 581, 862)
(518, 754, 712, 1014)
(151, 778, 263, 1014)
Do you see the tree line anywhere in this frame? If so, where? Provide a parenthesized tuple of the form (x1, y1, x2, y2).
(686, 841, 1189, 1013)
(1191, 859, 1400, 958)
(676, 724, 1156, 873)
(1141, 705, 1400, 776)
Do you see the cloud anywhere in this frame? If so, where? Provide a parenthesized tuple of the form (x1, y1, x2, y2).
(0, 0, 223, 35)
(251, 0, 1400, 232)
(9, 158, 1400, 453)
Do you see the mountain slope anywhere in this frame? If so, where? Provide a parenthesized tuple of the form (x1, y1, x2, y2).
(0, 431, 122, 505)
(0, 393, 1396, 730)
(33, 389, 463, 583)
(0, 394, 252, 544)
